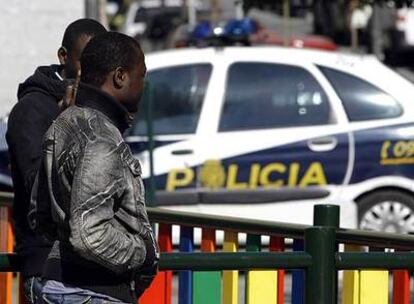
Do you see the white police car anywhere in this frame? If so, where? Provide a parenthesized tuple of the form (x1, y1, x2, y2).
(125, 46, 414, 233)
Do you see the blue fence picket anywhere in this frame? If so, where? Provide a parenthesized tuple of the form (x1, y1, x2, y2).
(292, 239, 304, 304)
(179, 226, 194, 304)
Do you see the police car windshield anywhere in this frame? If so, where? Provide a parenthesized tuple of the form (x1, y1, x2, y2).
(130, 64, 212, 136)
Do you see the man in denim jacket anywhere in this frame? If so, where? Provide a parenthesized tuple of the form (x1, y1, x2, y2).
(32, 32, 158, 304)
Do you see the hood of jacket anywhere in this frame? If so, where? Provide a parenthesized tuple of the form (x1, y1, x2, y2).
(17, 65, 65, 101)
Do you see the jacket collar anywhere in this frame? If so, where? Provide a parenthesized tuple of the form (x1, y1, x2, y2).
(75, 83, 132, 133)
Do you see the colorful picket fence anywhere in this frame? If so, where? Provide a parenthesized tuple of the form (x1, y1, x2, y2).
(140, 225, 287, 304)
(137, 223, 414, 304)
(1, 193, 414, 303)
(0, 194, 16, 304)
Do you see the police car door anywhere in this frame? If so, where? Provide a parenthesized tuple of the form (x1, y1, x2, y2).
(124, 51, 216, 205)
(193, 50, 352, 223)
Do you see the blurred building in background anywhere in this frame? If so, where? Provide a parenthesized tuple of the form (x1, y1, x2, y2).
(0, 0, 84, 115)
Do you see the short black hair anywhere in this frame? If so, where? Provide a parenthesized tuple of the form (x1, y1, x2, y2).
(62, 19, 107, 52)
(80, 32, 143, 86)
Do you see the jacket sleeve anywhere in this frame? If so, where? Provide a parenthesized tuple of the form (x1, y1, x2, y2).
(7, 94, 60, 192)
(31, 153, 57, 242)
(69, 138, 149, 275)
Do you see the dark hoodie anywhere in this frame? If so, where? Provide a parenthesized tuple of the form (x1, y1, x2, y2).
(6, 65, 64, 278)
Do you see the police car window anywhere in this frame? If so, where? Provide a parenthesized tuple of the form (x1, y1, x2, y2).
(318, 66, 402, 121)
(219, 63, 332, 132)
(130, 64, 212, 135)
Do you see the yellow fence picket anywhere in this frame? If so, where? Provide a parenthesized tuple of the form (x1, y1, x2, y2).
(342, 244, 361, 304)
(360, 270, 389, 304)
(222, 231, 238, 304)
(247, 271, 277, 304)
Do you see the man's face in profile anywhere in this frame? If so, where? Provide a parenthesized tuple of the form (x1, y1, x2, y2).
(122, 60, 146, 113)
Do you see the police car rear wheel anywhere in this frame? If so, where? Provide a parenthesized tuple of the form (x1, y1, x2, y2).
(358, 190, 414, 234)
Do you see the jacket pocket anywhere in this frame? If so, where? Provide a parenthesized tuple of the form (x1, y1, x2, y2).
(119, 142, 142, 177)
(119, 142, 145, 201)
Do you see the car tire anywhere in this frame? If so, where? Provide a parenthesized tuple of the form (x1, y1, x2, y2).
(358, 190, 414, 234)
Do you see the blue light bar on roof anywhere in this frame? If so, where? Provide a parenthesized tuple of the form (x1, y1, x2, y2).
(191, 17, 258, 40)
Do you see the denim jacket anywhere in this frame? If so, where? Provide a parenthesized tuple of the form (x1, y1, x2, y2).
(31, 83, 158, 303)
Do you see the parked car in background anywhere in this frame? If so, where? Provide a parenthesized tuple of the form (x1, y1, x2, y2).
(122, 0, 209, 45)
(1, 46, 414, 233)
(125, 46, 414, 233)
(123, 0, 180, 38)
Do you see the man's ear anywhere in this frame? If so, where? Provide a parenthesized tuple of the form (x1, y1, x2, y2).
(113, 67, 126, 89)
(57, 46, 68, 65)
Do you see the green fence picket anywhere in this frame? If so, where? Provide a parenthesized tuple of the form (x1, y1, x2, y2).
(193, 228, 221, 304)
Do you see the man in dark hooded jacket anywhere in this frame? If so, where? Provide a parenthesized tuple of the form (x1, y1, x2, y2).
(6, 19, 106, 303)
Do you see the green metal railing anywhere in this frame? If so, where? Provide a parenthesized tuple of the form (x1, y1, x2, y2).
(149, 204, 414, 249)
